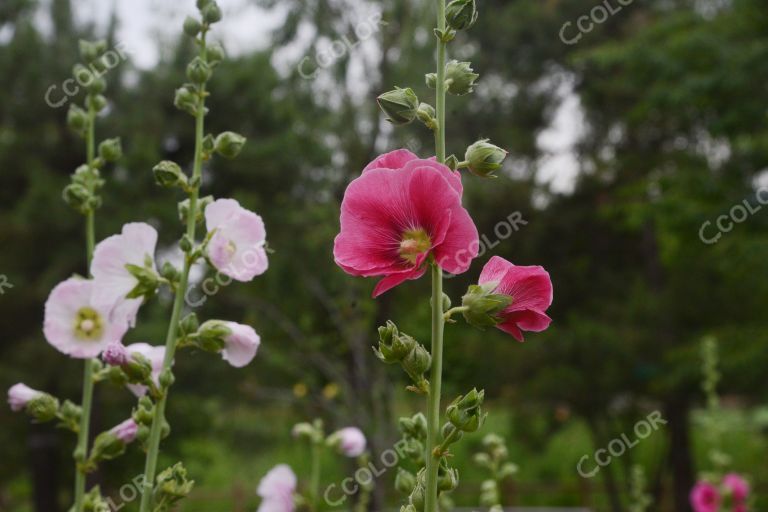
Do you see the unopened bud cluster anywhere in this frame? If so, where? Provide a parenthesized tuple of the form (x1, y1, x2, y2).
(375, 321, 431, 393)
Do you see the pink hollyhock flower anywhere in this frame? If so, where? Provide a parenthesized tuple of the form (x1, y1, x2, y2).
(205, 199, 268, 282)
(477, 256, 553, 341)
(220, 321, 261, 368)
(7, 383, 43, 411)
(109, 418, 139, 443)
(102, 342, 129, 366)
(257, 464, 296, 512)
(690, 481, 721, 512)
(334, 159, 478, 297)
(124, 343, 166, 397)
(723, 473, 749, 502)
(91, 222, 158, 326)
(362, 149, 462, 196)
(44, 278, 130, 358)
(332, 427, 367, 457)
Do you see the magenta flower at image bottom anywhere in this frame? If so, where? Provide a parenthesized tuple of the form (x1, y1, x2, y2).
(723, 473, 750, 503)
(7, 383, 43, 411)
(257, 464, 297, 512)
(205, 198, 268, 282)
(477, 256, 553, 341)
(690, 481, 721, 512)
(334, 150, 478, 297)
(43, 278, 130, 358)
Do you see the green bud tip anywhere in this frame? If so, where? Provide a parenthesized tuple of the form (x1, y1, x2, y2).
(445, 0, 479, 31)
(214, 131, 246, 159)
(377, 87, 419, 126)
(445, 60, 479, 96)
(464, 139, 508, 178)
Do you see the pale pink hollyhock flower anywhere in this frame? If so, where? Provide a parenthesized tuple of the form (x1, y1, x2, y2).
(44, 278, 130, 358)
(124, 343, 166, 397)
(690, 481, 721, 512)
(91, 222, 158, 326)
(109, 418, 139, 443)
(334, 158, 478, 297)
(362, 149, 463, 196)
(205, 198, 268, 282)
(8, 383, 43, 412)
(102, 342, 129, 366)
(257, 464, 296, 512)
(333, 427, 367, 457)
(477, 256, 553, 342)
(220, 322, 260, 368)
(723, 473, 749, 502)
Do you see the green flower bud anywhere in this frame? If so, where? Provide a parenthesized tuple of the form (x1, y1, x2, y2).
(197, 0, 213, 9)
(134, 397, 155, 426)
(82, 486, 110, 512)
(123, 352, 153, 384)
(160, 261, 181, 283)
(179, 312, 200, 336)
(437, 463, 460, 492)
(125, 263, 159, 300)
(374, 321, 417, 363)
(465, 139, 508, 178)
(441, 422, 463, 446)
(86, 94, 108, 112)
(174, 86, 199, 116)
(78, 40, 106, 62)
(202, 2, 222, 24)
(446, 388, 486, 432)
(62, 183, 91, 213)
(56, 400, 82, 432)
(195, 320, 232, 352)
(499, 462, 519, 478)
(409, 481, 425, 511)
(445, 0, 478, 31)
(206, 43, 225, 66)
(416, 102, 437, 130)
(187, 57, 212, 84)
(179, 234, 194, 253)
(89, 432, 127, 463)
(183, 16, 202, 37)
(98, 138, 122, 162)
(444, 154, 459, 171)
(377, 87, 419, 126)
(153, 160, 188, 189)
(155, 463, 195, 505)
(67, 104, 89, 134)
(398, 412, 428, 440)
(27, 394, 60, 423)
(425, 73, 437, 89)
(395, 468, 417, 495)
(402, 343, 431, 379)
(87, 76, 106, 95)
(159, 368, 175, 389)
(178, 195, 212, 225)
(214, 131, 246, 159)
(461, 281, 513, 329)
(479, 479, 499, 507)
(445, 60, 479, 96)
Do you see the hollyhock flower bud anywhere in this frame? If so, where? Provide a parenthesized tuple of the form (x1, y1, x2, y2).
(153, 160, 188, 189)
(399, 412, 428, 440)
(27, 394, 60, 422)
(375, 321, 416, 363)
(474, 256, 552, 341)
(183, 16, 202, 37)
(124, 343, 166, 397)
(7, 383, 44, 412)
(328, 427, 367, 457)
(402, 343, 432, 380)
(335, 153, 477, 297)
(44, 278, 130, 358)
(214, 131, 247, 159)
(78, 39, 106, 62)
(110, 418, 139, 443)
(409, 481, 426, 511)
(91, 222, 159, 326)
(445, 0, 478, 31)
(690, 481, 720, 512)
(197, 320, 261, 367)
(202, 1, 222, 24)
(205, 198, 268, 282)
(187, 57, 212, 84)
(416, 103, 437, 129)
(206, 43, 225, 66)
(437, 463, 459, 492)
(86, 76, 106, 95)
(465, 139, 507, 178)
(445, 60, 479, 96)
(722, 473, 749, 502)
(395, 468, 417, 495)
(446, 388, 486, 432)
(86, 93, 107, 113)
(67, 104, 88, 133)
(174, 85, 198, 115)
(257, 465, 297, 512)
(461, 282, 513, 329)
(62, 183, 90, 212)
(102, 342, 129, 366)
(98, 138, 122, 162)
(377, 87, 419, 126)
(155, 463, 195, 506)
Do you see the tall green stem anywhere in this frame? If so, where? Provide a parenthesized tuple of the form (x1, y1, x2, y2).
(73, 105, 97, 512)
(425, 2, 448, 511)
(138, 35, 208, 512)
(309, 441, 322, 511)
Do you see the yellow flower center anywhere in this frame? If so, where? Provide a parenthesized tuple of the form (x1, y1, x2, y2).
(74, 307, 104, 341)
(399, 228, 431, 265)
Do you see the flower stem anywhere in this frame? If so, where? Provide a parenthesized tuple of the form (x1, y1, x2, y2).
(425, 1, 448, 510)
(310, 441, 322, 511)
(73, 104, 97, 512)
(138, 34, 208, 512)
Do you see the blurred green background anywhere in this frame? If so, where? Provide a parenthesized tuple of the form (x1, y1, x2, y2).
(2, 0, 768, 510)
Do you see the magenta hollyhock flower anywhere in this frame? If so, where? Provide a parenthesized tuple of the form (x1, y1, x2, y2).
(477, 256, 553, 341)
(690, 481, 721, 512)
(7, 383, 43, 412)
(43, 278, 130, 358)
(109, 418, 139, 443)
(334, 154, 478, 297)
(91, 222, 158, 326)
(124, 343, 166, 397)
(220, 321, 261, 368)
(257, 464, 296, 512)
(205, 199, 268, 282)
(332, 427, 367, 457)
(362, 149, 463, 196)
(723, 473, 750, 503)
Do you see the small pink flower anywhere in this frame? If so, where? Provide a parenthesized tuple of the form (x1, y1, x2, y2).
(221, 321, 261, 368)
(8, 383, 43, 412)
(124, 343, 166, 397)
(334, 156, 478, 297)
(332, 427, 367, 457)
(362, 149, 462, 196)
(102, 342, 129, 366)
(91, 222, 158, 326)
(477, 256, 553, 341)
(43, 278, 130, 358)
(257, 464, 296, 512)
(723, 473, 749, 503)
(109, 418, 139, 443)
(205, 198, 268, 282)
(691, 481, 721, 512)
